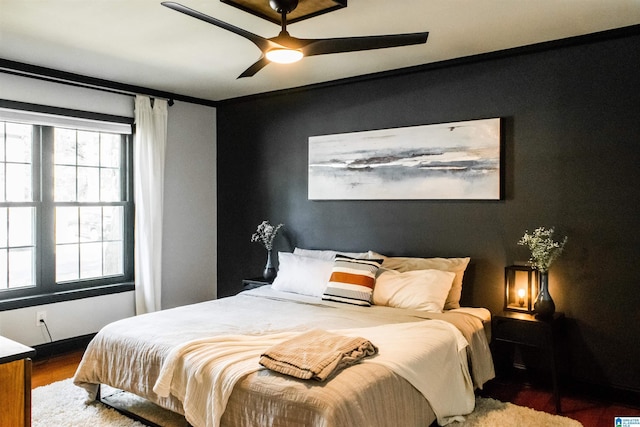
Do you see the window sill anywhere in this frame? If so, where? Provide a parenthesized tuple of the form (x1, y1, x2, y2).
(0, 282, 135, 312)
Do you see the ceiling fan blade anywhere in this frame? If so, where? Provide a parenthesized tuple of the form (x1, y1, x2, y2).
(161, 2, 277, 52)
(301, 32, 429, 57)
(238, 57, 271, 78)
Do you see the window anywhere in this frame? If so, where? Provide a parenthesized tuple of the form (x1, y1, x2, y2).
(0, 104, 134, 309)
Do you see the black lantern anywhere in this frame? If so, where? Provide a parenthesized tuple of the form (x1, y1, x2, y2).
(504, 265, 538, 313)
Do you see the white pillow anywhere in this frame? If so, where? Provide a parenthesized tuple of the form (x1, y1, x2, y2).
(293, 247, 369, 261)
(369, 251, 470, 310)
(372, 268, 456, 312)
(271, 252, 334, 297)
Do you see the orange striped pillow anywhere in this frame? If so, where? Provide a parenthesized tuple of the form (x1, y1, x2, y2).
(322, 255, 383, 306)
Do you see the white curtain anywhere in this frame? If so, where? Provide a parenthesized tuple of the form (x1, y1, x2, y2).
(134, 95, 168, 314)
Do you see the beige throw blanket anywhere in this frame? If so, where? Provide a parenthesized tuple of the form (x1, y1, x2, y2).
(153, 320, 474, 427)
(153, 332, 291, 427)
(259, 329, 378, 381)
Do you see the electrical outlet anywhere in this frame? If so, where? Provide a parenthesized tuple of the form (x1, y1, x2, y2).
(36, 311, 47, 327)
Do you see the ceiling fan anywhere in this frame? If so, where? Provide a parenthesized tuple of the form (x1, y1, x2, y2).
(161, 0, 429, 78)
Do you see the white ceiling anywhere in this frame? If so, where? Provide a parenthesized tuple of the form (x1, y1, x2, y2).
(1, 0, 639, 102)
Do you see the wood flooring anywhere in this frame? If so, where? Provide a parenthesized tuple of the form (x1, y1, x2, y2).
(32, 348, 639, 427)
(32, 348, 84, 389)
(480, 376, 640, 427)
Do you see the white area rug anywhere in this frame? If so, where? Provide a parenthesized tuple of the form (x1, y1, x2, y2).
(451, 396, 583, 426)
(33, 378, 583, 427)
(32, 379, 187, 427)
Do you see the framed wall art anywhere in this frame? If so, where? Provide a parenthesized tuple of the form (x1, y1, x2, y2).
(308, 117, 502, 200)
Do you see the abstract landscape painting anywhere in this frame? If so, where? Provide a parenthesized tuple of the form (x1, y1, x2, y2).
(308, 118, 502, 200)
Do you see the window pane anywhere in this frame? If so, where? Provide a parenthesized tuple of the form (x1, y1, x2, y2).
(56, 244, 79, 282)
(80, 242, 102, 279)
(103, 206, 123, 241)
(54, 129, 123, 204)
(5, 123, 32, 163)
(78, 166, 99, 202)
(54, 128, 77, 165)
(55, 205, 126, 283)
(0, 208, 6, 247)
(0, 249, 6, 290)
(56, 207, 79, 244)
(2, 207, 37, 290)
(6, 163, 32, 201)
(55, 165, 76, 201)
(77, 131, 100, 166)
(8, 247, 34, 288)
(8, 207, 34, 247)
(103, 241, 123, 276)
(101, 133, 121, 168)
(100, 168, 120, 201)
(0, 164, 4, 201)
(0, 123, 5, 162)
(80, 207, 101, 242)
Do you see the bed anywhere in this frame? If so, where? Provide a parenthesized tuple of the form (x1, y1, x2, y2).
(74, 249, 495, 427)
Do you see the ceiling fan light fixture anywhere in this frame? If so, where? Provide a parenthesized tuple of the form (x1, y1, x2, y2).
(266, 48, 303, 64)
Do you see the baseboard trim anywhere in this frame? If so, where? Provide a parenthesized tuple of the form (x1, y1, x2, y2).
(32, 333, 95, 360)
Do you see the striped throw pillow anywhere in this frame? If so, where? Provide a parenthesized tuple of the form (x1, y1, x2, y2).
(322, 255, 383, 306)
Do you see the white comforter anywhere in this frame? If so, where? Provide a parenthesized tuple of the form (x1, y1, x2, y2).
(75, 286, 494, 427)
(153, 320, 473, 427)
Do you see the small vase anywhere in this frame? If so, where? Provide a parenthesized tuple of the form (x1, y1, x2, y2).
(262, 250, 276, 282)
(534, 271, 555, 319)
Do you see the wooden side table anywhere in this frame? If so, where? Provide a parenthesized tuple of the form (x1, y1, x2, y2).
(0, 336, 37, 427)
(242, 277, 273, 291)
(492, 311, 565, 413)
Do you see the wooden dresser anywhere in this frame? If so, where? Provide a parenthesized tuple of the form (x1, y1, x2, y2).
(0, 336, 36, 427)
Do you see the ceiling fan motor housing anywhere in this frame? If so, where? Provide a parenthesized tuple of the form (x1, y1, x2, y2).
(269, 0, 299, 14)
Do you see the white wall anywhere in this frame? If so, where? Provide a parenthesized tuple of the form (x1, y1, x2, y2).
(162, 101, 217, 308)
(0, 73, 217, 346)
(0, 293, 135, 345)
(0, 72, 133, 117)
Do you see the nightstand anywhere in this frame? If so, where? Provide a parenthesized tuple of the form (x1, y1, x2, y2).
(242, 277, 273, 291)
(492, 311, 565, 413)
(0, 336, 36, 427)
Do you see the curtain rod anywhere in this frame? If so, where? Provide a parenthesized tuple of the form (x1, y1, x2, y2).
(0, 58, 218, 108)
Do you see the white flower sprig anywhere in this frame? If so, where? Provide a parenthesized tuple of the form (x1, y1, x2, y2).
(251, 220, 284, 250)
(518, 226, 567, 273)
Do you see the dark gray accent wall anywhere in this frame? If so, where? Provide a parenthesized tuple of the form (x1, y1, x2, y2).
(217, 31, 640, 392)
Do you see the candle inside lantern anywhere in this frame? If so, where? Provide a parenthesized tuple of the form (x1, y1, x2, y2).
(517, 288, 526, 307)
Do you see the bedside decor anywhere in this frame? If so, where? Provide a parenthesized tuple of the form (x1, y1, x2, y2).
(518, 227, 568, 318)
(251, 220, 284, 281)
(504, 265, 538, 313)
